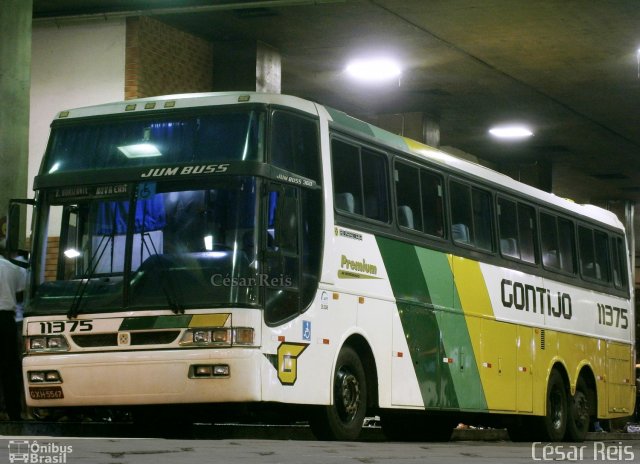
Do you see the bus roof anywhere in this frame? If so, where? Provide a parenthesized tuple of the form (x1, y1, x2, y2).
(53, 91, 624, 231)
(323, 106, 624, 232)
(54, 92, 319, 120)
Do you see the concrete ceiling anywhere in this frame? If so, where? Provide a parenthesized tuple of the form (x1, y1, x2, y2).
(33, 1, 640, 243)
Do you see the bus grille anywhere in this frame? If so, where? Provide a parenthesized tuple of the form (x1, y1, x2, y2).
(72, 331, 181, 347)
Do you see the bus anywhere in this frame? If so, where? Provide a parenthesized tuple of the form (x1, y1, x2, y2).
(8, 92, 635, 442)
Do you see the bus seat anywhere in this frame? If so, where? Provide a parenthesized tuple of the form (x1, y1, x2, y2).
(452, 223, 470, 244)
(398, 205, 415, 229)
(584, 262, 602, 279)
(335, 192, 355, 214)
(500, 238, 519, 257)
(543, 250, 559, 268)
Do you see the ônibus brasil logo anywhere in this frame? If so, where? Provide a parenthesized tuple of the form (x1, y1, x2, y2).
(7, 440, 72, 463)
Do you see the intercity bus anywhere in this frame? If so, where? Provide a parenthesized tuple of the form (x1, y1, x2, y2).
(10, 92, 635, 441)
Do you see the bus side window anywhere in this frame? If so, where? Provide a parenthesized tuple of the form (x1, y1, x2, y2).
(271, 110, 320, 182)
(498, 198, 519, 258)
(264, 186, 301, 324)
(611, 236, 627, 289)
(450, 181, 472, 245)
(450, 180, 493, 251)
(540, 212, 560, 270)
(332, 139, 362, 215)
(421, 170, 444, 238)
(518, 203, 537, 263)
(395, 161, 422, 231)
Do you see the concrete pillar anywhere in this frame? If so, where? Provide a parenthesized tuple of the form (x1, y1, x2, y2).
(375, 112, 440, 147)
(0, 0, 32, 243)
(213, 40, 281, 93)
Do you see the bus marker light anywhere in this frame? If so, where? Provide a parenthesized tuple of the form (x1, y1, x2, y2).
(45, 371, 61, 382)
(358, 296, 365, 304)
(443, 357, 454, 364)
(278, 336, 285, 342)
(29, 371, 45, 383)
(396, 352, 403, 358)
(194, 365, 213, 377)
(322, 339, 330, 345)
(144, 102, 156, 110)
(518, 366, 527, 372)
(213, 365, 230, 376)
(238, 95, 251, 102)
(482, 362, 492, 368)
(28, 370, 62, 383)
(163, 101, 176, 108)
(233, 328, 255, 345)
(332, 293, 339, 300)
(125, 104, 136, 111)
(191, 365, 230, 378)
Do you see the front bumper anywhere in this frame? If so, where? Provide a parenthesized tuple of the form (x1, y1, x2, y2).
(23, 348, 262, 407)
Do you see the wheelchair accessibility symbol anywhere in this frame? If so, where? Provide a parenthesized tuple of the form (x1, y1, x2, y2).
(302, 320, 311, 341)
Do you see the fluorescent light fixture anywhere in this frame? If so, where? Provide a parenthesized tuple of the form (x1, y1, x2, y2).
(489, 125, 533, 139)
(204, 235, 214, 251)
(117, 143, 162, 158)
(63, 249, 81, 259)
(345, 58, 402, 82)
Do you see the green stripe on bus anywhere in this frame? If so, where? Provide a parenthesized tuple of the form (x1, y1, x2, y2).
(326, 107, 376, 137)
(416, 248, 488, 411)
(376, 237, 431, 303)
(377, 237, 458, 409)
(119, 315, 192, 331)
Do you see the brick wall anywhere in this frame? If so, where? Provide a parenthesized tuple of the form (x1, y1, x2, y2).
(125, 16, 213, 99)
(44, 236, 59, 281)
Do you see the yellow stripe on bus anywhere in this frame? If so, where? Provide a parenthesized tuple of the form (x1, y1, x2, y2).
(448, 256, 515, 411)
(189, 314, 231, 328)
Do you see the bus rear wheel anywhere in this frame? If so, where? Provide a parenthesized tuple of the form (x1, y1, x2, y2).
(310, 346, 367, 441)
(536, 369, 568, 441)
(565, 377, 591, 442)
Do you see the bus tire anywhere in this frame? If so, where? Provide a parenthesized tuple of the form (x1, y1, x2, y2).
(565, 377, 590, 442)
(536, 369, 568, 441)
(310, 346, 367, 441)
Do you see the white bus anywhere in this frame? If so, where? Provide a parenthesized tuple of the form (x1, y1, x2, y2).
(9, 92, 634, 441)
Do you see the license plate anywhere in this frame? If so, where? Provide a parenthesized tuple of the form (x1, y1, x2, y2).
(29, 386, 64, 400)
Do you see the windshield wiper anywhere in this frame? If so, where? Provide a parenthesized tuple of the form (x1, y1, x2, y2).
(139, 232, 184, 314)
(67, 234, 113, 319)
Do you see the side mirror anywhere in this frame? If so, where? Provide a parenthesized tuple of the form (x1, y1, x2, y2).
(6, 199, 34, 266)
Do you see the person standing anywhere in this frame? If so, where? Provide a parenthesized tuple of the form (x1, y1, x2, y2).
(0, 243, 26, 421)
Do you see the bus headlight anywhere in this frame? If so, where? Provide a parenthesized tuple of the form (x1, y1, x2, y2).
(180, 328, 231, 346)
(27, 336, 69, 353)
(179, 327, 254, 347)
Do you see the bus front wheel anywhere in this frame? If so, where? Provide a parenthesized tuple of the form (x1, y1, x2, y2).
(310, 346, 367, 441)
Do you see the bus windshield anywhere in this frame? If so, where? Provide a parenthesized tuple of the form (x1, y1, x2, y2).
(29, 177, 261, 315)
(44, 109, 264, 174)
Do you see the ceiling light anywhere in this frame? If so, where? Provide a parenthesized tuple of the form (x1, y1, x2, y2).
(345, 58, 402, 82)
(489, 125, 533, 139)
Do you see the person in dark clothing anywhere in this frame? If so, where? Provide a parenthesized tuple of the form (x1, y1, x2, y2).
(0, 243, 26, 421)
